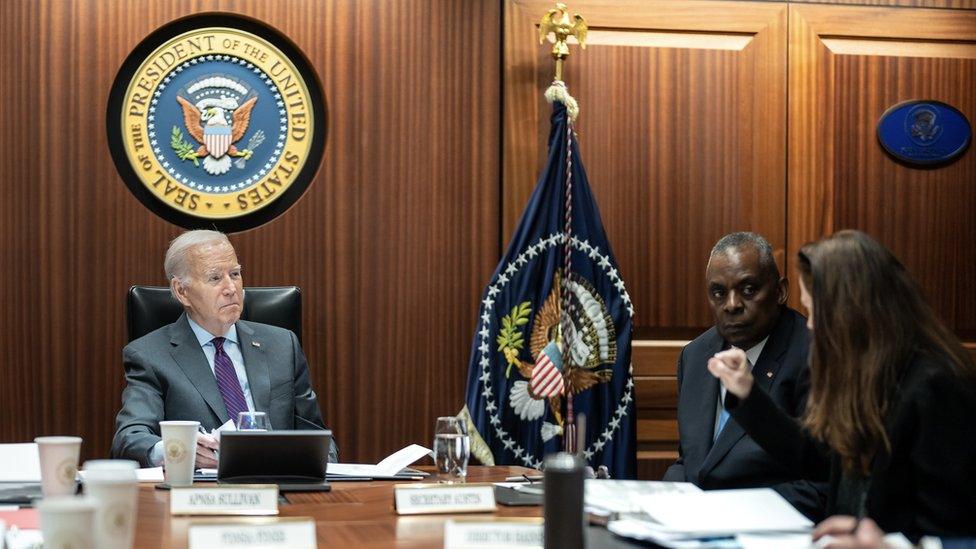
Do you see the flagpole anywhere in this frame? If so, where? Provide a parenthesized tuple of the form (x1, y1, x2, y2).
(539, 2, 587, 456)
(561, 95, 577, 455)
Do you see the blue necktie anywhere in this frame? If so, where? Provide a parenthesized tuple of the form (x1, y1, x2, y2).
(715, 358, 751, 441)
(715, 405, 730, 442)
(211, 337, 248, 422)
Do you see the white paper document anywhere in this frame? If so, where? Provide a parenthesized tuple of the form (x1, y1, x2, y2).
(136, 467, 165, 482)
(585, 479, 702, 515)
(640, 488, 813, 536)
(736, 532, 813, 549)
(0, 444, 40, 482)
(211, 419, 236, 440)
(734, 532, 914, 549)
(607, 518, 740, 548)
(328, 444, 432, 478)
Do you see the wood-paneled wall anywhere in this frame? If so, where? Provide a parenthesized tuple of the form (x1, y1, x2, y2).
(792, 0, 976, 8)
(0, 0, 500, 463)
(788, 3, 976, 339)
(502, 0, 976, 478)
(506, 1, 789, 338)
(1, 0, 973, 477)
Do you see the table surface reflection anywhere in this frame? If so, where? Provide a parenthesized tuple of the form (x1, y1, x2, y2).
(134, 466, 545, 548)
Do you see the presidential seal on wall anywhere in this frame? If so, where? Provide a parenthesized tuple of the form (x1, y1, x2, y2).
(107, 15, 326, 231)
(877, 100, 971, 168)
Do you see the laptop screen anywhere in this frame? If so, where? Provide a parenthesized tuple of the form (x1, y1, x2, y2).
(218, 430, 332, 483)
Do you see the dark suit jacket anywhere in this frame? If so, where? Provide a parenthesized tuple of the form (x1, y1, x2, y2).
(111, 313, 337, 466)
(730, 354, 976, 538)
(663, 307, 827, 519)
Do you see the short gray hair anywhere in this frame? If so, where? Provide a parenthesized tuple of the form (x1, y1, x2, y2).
(709, 231, 780, 279)
(164, 230, 232, 286)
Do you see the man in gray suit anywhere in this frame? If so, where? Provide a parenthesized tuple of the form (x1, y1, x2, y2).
(663, 232, 826, 520)
(111, 230, 336, 467)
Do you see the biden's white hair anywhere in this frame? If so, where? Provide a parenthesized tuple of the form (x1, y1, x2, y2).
(164, 230, 233, 295)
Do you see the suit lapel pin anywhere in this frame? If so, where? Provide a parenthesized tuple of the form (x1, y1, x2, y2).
(766, 371, 773, 378)
(251, 341, 261, 348)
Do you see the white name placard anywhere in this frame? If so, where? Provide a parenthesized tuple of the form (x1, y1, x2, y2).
(188, 518, 316, 549)
(171, 485, 279, 515)
(444, 519, 544, 549)
(394, 484, 496, 515)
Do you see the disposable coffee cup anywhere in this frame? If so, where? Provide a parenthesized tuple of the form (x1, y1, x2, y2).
(82, 460, 139, 549)
(159, 420, 199, 487)
(37, 496, 97, 549)
(34, 436, 82, 497)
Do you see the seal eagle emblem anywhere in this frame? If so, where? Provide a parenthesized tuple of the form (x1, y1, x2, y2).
(107, 15, 325, 231)
(174, 76, 259, 175)
(502, 272, 616, 442)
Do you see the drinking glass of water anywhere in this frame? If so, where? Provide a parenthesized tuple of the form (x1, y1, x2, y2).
(236, 411, 270, 431)
(433, 416, 470, 483)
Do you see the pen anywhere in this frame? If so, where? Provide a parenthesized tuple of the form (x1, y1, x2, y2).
(851, 490, 867, 533)
(504, 474, 544, 482)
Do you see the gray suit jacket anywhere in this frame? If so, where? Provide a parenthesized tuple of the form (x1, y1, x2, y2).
(111, 313, 337, 466)
(663, 307, 827, 520)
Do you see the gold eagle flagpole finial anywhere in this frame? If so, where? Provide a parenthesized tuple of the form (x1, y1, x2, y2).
(539, 2, 587, 81)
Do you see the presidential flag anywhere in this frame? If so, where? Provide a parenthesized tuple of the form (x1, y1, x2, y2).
(460, 83, 636, 478)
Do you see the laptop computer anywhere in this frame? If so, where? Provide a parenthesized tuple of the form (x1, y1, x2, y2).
(218, 430, 332, 492)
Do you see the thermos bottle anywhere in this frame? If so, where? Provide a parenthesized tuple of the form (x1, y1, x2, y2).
(543, 452, 586, 549)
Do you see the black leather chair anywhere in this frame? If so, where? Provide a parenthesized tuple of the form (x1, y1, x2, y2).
(126, 286, 302, 343)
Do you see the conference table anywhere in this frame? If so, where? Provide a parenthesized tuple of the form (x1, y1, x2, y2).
(131, 466, 640, 548)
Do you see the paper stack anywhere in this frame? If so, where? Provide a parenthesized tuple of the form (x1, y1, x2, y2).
(327, 444, 432, 480)
(585, 479, 701, 516)
(0, 444, 40, 483)
(605, 488, 813, 548)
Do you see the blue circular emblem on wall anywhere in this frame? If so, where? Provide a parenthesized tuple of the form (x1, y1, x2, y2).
(877, 100, 971, 167)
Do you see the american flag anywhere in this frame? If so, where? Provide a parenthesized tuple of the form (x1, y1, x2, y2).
(530, 341, 564, 398)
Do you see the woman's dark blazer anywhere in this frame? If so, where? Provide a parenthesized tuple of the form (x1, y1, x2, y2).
(728, 354, 976, 538)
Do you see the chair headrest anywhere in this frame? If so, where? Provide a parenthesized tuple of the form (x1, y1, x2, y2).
(126, 285, 302, 343)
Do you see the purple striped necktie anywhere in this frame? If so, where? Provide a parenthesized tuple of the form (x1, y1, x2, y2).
(211, 337, 248, 422)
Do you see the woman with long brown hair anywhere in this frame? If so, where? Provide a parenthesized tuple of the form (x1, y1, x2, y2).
(708, 230, 976, 539)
